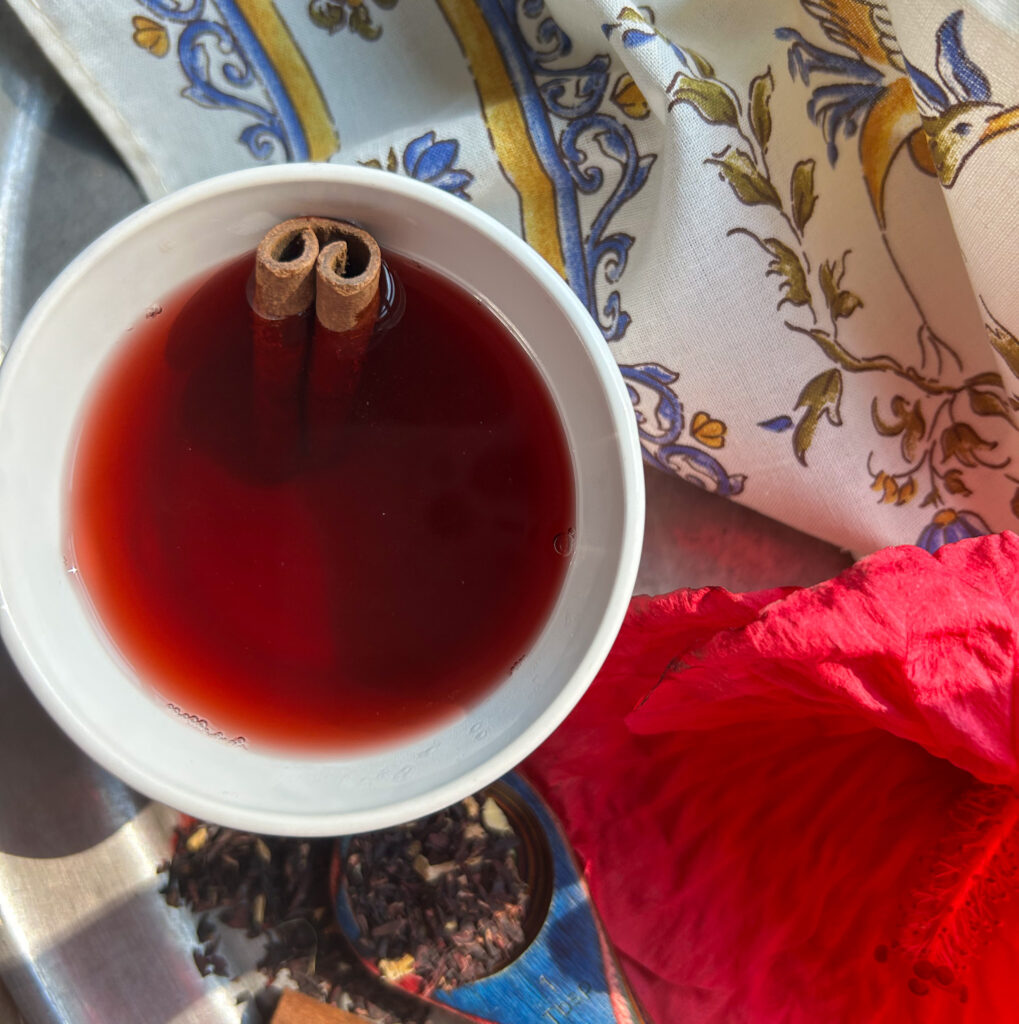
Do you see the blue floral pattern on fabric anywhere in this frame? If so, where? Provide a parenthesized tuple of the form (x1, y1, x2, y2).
(484, 0, 656, 343)
(133, 0, 308, 160)
(759, 416, 795, 433)
(916, 508, 991, 552)
(622, 363, 745, 497)
(360, 131, 474, 201)
(402, 132, 474, 199)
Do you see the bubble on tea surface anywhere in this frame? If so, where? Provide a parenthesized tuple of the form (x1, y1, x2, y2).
(553, 528, 576, 557)
(374, 260, 406, 335)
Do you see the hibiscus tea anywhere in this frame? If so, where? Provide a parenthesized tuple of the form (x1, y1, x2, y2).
(68, 251, 574, 750)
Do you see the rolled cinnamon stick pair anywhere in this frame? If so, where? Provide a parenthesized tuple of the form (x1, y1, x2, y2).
(251, 217, 382, 469)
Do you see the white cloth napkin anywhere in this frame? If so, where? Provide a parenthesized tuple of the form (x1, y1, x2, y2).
(9, 0, 1019, 554)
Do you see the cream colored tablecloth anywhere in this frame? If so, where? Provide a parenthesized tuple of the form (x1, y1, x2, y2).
(8, 0, 1019, 554)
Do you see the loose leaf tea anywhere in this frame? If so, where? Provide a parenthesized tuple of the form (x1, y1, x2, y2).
(70, 250, 574, 750)
(159, 820, 424, 1023)
(343, 792, 531, 993)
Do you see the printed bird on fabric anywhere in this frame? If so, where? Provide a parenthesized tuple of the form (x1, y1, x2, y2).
(777, 4, 1019, 226)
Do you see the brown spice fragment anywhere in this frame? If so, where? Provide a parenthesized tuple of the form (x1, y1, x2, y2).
(271, 989, 366, 1024)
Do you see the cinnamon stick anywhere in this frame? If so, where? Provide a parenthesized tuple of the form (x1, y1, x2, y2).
(315, 223, 382, 336)
(251, 217, 354, 474)
(269, 989, 369, 1024)
(251, 218, 319, 476)
(308, 223, 382, 416)
(252, 218, 382, 466)
(252, 218, 321, 321)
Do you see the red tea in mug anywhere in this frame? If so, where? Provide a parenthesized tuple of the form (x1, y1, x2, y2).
(68, 252, 574, 750)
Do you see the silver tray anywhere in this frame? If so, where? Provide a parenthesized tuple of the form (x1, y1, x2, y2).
(0, 9, 852, 1021)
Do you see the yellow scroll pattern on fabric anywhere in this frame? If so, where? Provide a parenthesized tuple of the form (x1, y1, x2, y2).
(234, 0, 338, 161)
(435, 0, 566, 278)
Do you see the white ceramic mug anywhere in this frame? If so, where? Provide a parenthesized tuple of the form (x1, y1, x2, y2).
(0, 166, 643, 835)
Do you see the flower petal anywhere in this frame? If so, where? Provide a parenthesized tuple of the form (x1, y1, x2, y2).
(691, 411, 727, 448)
(758, 415, 794, 432)
(402, 131, 437, 177)
(611, 73, 650, 119)
(411, 138, 459, 182)
(132, 15, 169, 58)
(620, 27, 655, 48)
(436, 170, 474, 195)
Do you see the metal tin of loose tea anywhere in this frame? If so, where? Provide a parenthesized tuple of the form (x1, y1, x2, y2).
(337, 772, 647, 1024)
